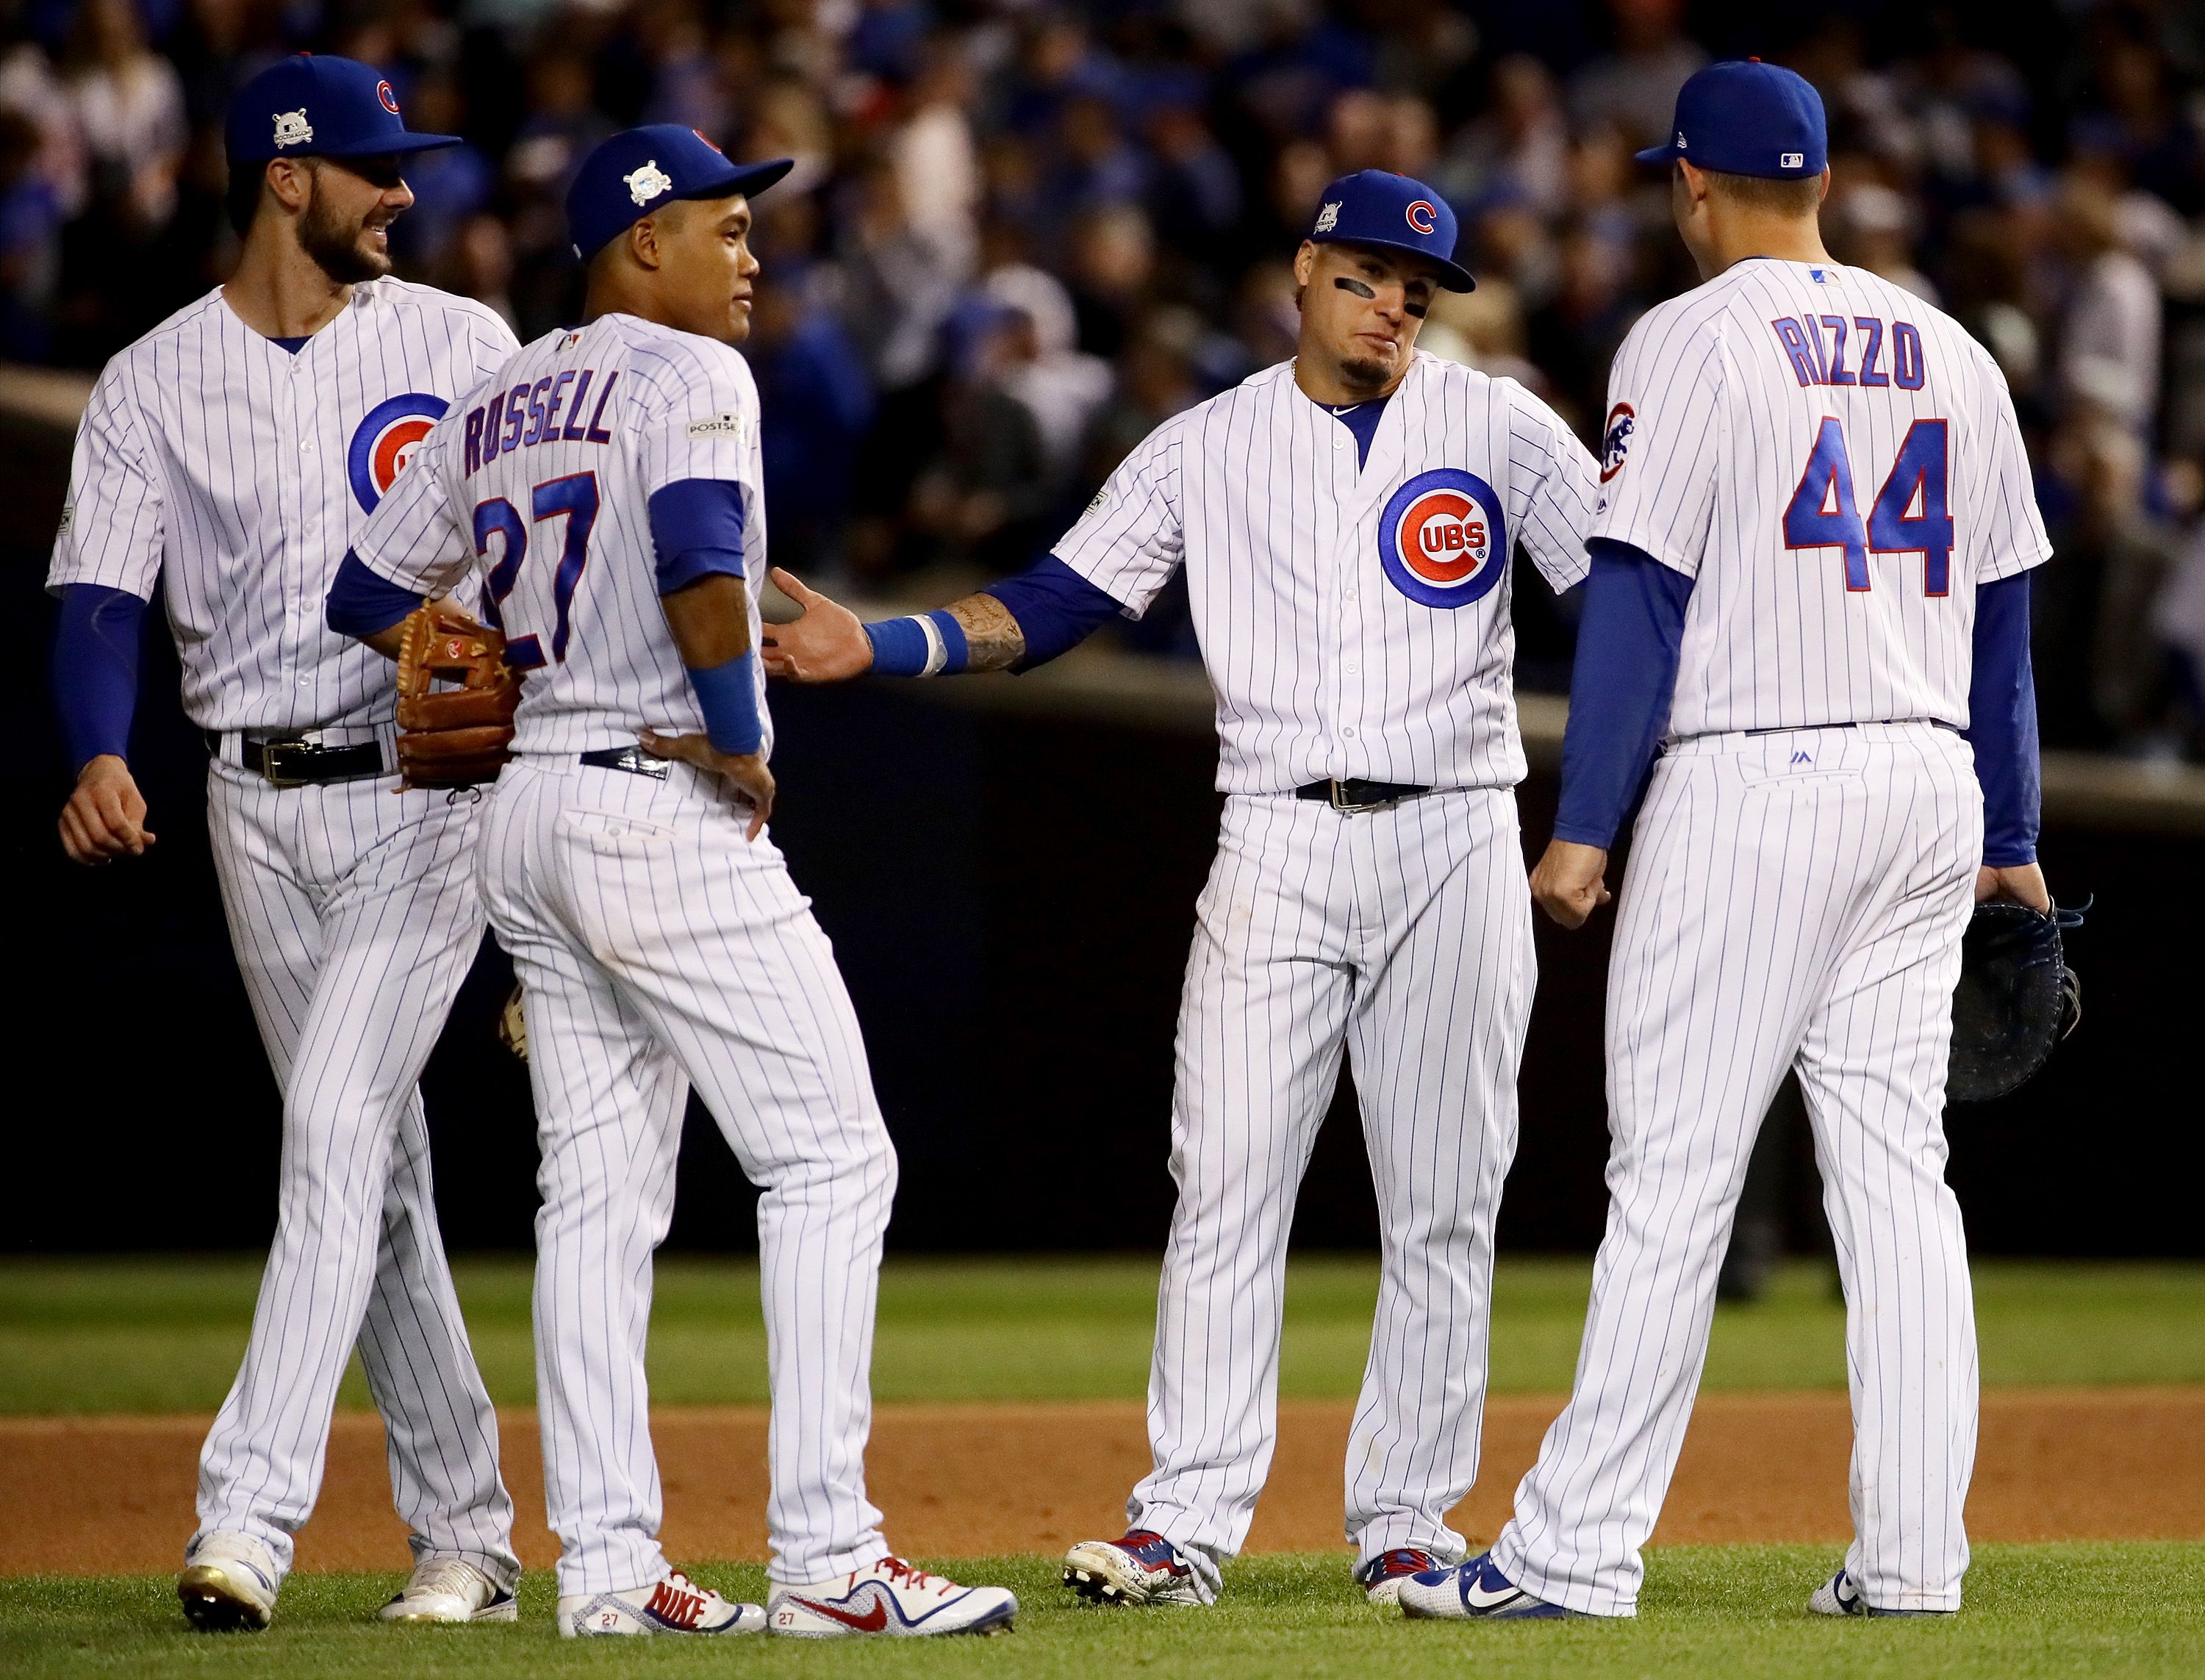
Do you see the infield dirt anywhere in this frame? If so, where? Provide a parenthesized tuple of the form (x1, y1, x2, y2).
(4, 1389, 2200, 1576)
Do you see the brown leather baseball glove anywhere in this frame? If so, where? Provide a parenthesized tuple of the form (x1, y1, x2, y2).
(394, 599, 521, 789)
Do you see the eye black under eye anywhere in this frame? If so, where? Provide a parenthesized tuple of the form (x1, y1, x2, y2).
(1405, 300, 1430, 318)
(1334, 276, 1377, 299)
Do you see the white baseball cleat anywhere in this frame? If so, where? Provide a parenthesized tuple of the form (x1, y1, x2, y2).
(1061, 1529, 1207, 1607)
(1396, 1551, 1571, 1619)
(1807, 1568, 1952, 1618)
(1355, 1547, 1448, 1607)
(558, 1570, 767, 1637)
(767, 1557, 1018, 1637)
(380, 1556, 518, 1623)
(177, 1531, 280, 1632)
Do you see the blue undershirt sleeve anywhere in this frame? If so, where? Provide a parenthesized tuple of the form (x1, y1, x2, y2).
(1963, 571, 2040, 867)
(1552, 539, 1694, 850)
(978, 555, 1124, 670)
(326, 548, 429, 638)
(650, 478, 747, 595)
(52, 583, 146, 772)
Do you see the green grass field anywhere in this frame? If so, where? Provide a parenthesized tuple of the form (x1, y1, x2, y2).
(5, 1547, 2202, 1679)
(5, 1256, 2203, 1677)
(6, 1254, 2205, 1413)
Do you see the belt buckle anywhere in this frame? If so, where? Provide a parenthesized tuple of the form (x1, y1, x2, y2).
(257, 738, 313, 789)
(1328, 779, 1378, 814)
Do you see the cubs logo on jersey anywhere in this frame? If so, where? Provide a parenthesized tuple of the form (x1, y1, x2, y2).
(348, 392, 449, 512)
(1600, 403, 1635, 483)
(1377, 467, 1508, 609)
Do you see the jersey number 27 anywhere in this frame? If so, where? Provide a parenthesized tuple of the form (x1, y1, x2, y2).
(1782, 418, 1952, 596)
(473, 471, 600, 668)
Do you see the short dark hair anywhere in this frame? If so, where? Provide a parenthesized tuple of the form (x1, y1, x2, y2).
(1699, 167, 1823, 216)
(225, 162, 268, 237)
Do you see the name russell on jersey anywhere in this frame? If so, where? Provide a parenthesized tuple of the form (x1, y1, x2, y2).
(462, 369, 621, 475)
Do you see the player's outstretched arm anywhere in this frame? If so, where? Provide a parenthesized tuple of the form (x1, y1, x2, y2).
(760, 570, 1028, 681)
(644, 572, 776, 839)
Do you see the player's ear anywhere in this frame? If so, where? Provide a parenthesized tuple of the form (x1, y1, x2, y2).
(1814, 165, 1832, 205)
(266, 157, 312, 216)
(1292, 240, 1316, 290)
(628, 215, 665, 272)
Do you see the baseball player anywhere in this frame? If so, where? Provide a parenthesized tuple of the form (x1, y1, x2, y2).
(48, 57, 523, 1629)
(1397, 61, 2050, 1622)
(763, 169, 1599, 1607)
(331, 124, 1019, 1640)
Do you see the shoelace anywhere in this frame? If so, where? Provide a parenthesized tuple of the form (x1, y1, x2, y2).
(409, 1559, 488, 1604)
(876, 1557, 947, 1596)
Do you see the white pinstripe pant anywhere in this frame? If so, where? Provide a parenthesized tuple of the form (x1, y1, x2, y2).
(195, 758, 516, 1587)
(478, 757, 896, 1597)
(1128, 789, 1534, 1595)
(1495, 723, 1982, 1615)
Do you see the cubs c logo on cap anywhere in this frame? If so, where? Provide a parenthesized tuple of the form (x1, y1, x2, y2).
(348, 392, 448, 512)
(1377, 467, 1507, 609)
(376, 79, 401, 114)
(1405, 198, 1437, 235)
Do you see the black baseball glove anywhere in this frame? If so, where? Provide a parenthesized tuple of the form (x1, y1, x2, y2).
(1946, 899, 2085, 1104)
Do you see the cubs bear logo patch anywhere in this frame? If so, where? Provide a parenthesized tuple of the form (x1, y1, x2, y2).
(348, 392, 449, 513)
(1599, 402, 1635, 484)
(1376, 468, 1507, 609)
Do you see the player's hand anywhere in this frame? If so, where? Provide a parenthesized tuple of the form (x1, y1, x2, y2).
(58, 754, 156, 866)
(638, 730, 775, 839)
(758, 569, 872, 683)
(1530, 839, 1611, 930)
(1976, 862, 2051, 913)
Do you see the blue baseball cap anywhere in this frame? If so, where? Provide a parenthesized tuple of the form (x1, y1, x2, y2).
(1634, 59, 1828, 180)
(567, 125, 794, 260)
(226, 54, 460, 165)
(1306, 169, 1474, 292)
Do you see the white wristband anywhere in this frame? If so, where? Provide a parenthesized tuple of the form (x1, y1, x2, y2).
(911, 613, 947, 677)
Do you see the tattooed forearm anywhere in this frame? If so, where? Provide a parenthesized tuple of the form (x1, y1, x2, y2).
(947, 592, 1027, 672)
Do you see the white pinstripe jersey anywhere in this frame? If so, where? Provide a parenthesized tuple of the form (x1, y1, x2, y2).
(46, 279, 517, 732)
(1053, 351, 1597, 794)
(1591, 258, 2052, 737)
(357, 312, 767, 759)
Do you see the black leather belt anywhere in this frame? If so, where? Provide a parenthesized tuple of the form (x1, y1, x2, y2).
(1744, 719, 1962, 737)
(209, 730, 384, 788)
(1294, 778, 1431, 813)
(580, 746, 670, 780)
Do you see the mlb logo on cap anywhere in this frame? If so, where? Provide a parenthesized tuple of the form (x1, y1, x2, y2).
(1635, 59, 1828, 180)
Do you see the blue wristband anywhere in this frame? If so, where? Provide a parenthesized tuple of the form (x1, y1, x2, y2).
(686, 650, 764, 755)
(863, 610, 969, 677)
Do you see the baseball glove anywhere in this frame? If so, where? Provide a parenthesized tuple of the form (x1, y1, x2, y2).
(1946, 899, 2085, 1104)
(394, 599, 521, 789)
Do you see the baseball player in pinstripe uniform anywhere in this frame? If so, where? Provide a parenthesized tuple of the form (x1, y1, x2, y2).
(48, 58, 521, 1630)
(1399, 61, 2051, 1623)
(764, 170, 1599, 1607)
(333, 125, 1019, 1640)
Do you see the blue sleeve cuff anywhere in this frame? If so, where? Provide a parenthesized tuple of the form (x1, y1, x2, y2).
(865, 610, 969, 676)
(650, 478, 747, 594)
(1964, 571, 2040, 866)
(688, 649, 764, 755)
(980, 555, 1122, 670)
(53, 583, 145, 772)
(1553, 539, 1693, 850)
(326, 548, 427, 638)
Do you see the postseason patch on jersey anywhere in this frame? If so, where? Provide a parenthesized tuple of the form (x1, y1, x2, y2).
(348, 391, 450, 512)
(1376, 467, 1507, 609)
(686, 410, 748, 442)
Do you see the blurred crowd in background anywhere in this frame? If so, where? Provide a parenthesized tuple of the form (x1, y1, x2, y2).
(8, 0, 2205, 752)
